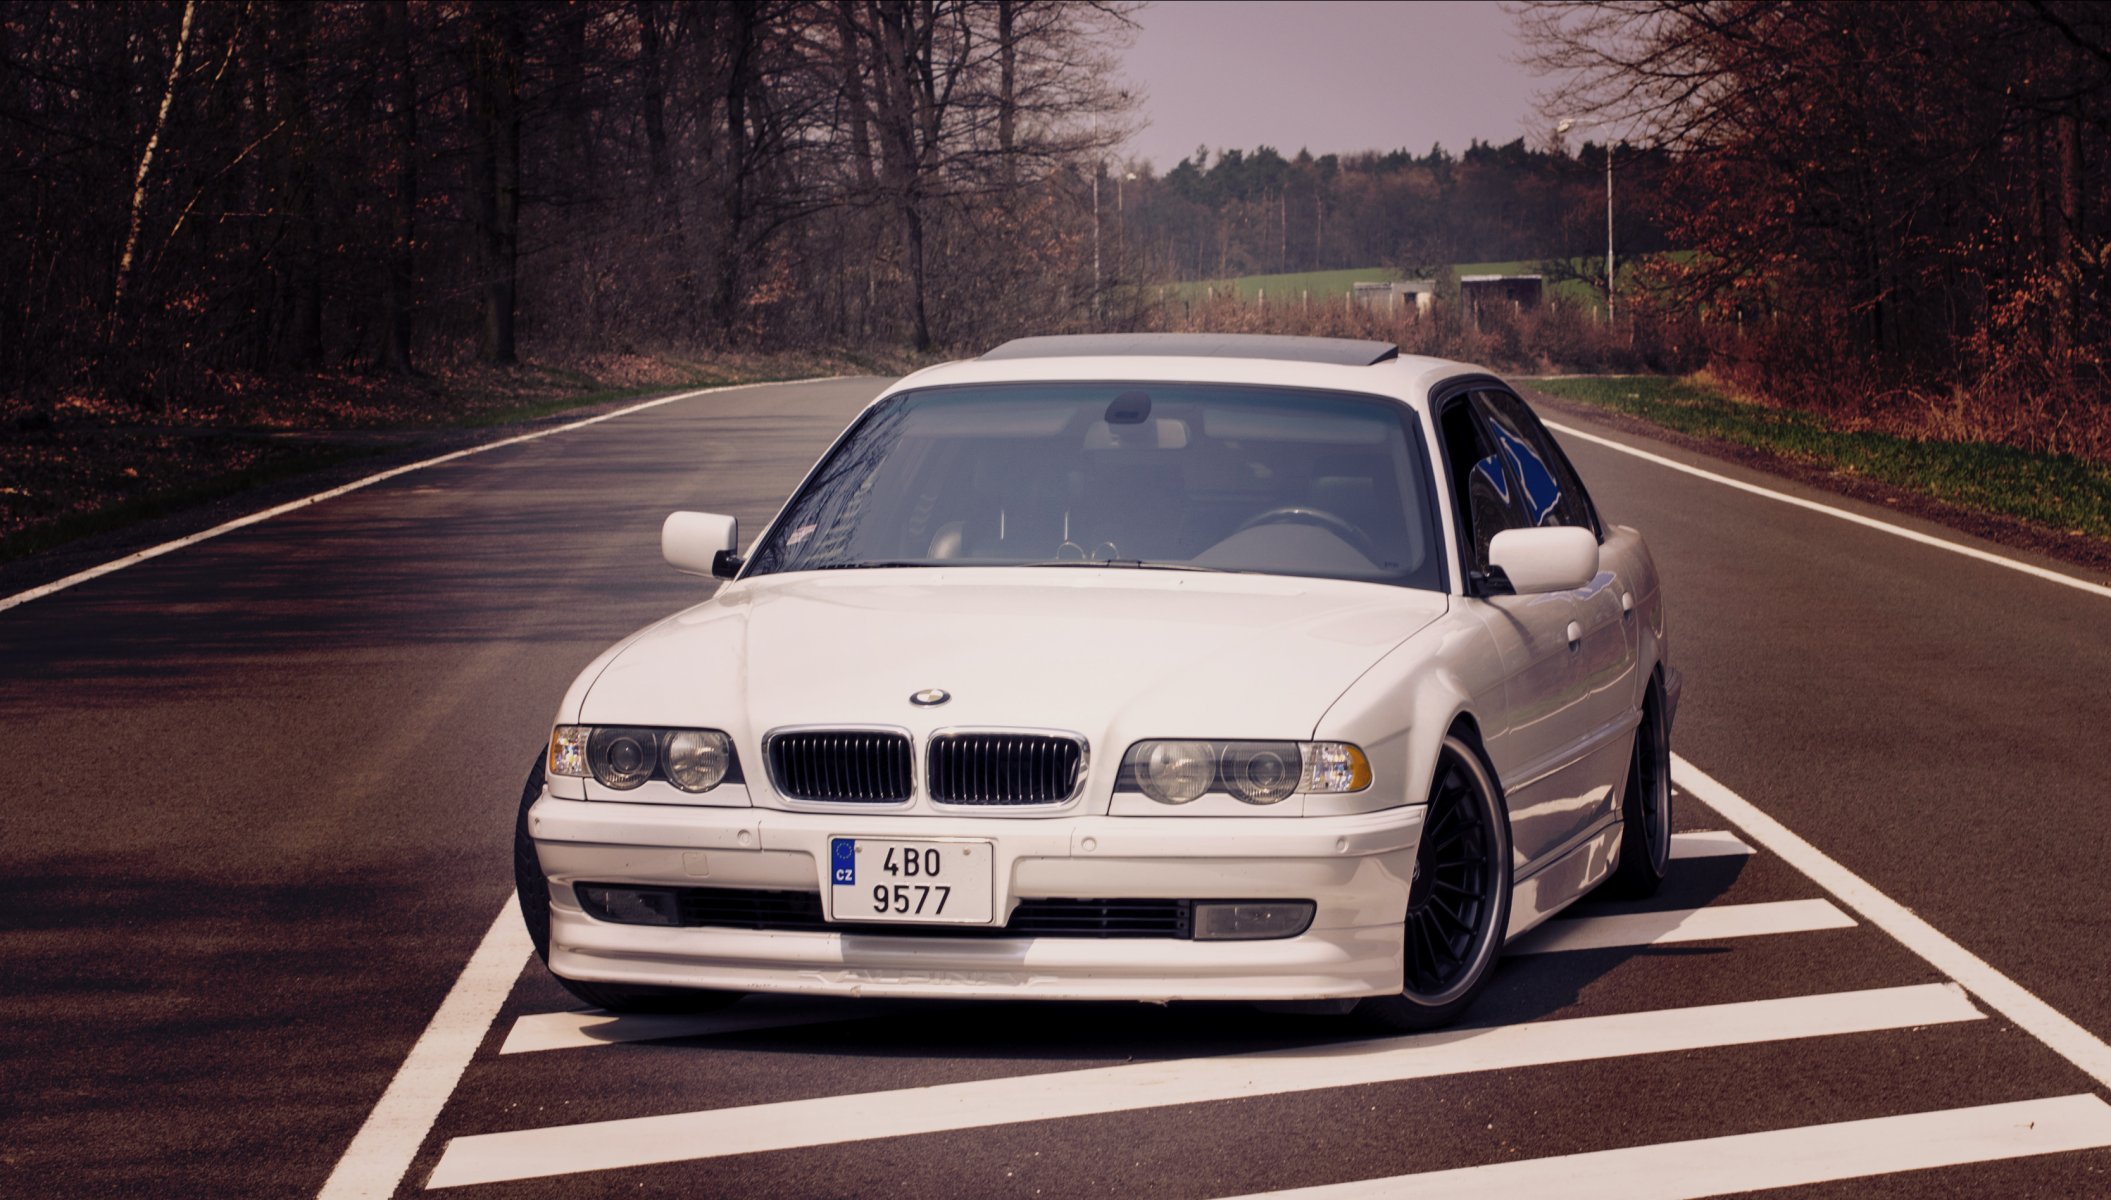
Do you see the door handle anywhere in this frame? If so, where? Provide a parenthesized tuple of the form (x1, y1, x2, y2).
(1621, 591, 1635, 618)
(1566, 620, 1584, 651)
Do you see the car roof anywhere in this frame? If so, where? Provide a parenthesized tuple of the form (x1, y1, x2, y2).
(982, 333, 1401, 367)
(879, 334, 1492, 414)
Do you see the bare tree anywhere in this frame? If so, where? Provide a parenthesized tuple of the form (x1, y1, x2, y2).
(111, 0, 195, 342)
(468, 0, 523, 364)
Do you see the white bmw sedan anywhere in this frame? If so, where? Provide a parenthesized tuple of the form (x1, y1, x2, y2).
(516, 333, 1679, 1029)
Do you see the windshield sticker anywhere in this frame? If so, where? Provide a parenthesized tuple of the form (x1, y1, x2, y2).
(785, 523, 818, 546)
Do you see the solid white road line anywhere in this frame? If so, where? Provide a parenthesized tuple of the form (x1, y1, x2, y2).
(1222, 1093, 2111, 1200)
(424, 983, 1981, 1188)
(1667, 829, 1753, 859)
(0, 376, 852, 615)
(1510, 898, 1854, 956)
(1674, 755, 2111, 1092)
(1544, 418, 2111, 600)
(317, 897, 532, 1200)
(500, 998, 900, 1055)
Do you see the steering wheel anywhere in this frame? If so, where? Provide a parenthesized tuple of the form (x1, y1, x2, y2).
(1233, 505, 1382, 562)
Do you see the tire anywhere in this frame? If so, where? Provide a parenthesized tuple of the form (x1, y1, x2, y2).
(1602, 679, 1672, 898)
(514, 752, 741, 1015)
(1360, 733, 1513, 1031)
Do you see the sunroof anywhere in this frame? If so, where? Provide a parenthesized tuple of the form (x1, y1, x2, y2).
(980, 333, 1400, 367)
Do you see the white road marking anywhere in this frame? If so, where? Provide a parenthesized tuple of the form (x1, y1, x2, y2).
(317, 897, 531, 1200)
(0, 377, 852, 615)
(500, 998, 899, 1055)
(1668, 829, 1753, 859)
(1221, 1093, 2111, 1199)
(1510, 898, 1854, 955)
(1673, 756, 2111, 1092)
(1544, 418, 2111, 600)
(424, 983, 1980, 1188)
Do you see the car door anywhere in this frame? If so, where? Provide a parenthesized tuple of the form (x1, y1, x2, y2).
(1433, 391, 1590, 875)
(1476, 389, 1639, 852)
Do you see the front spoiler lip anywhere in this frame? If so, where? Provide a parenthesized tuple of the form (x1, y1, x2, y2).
(546, 912, 1408, 1002)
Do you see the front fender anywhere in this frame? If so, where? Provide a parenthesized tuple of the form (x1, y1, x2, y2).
(1310, 607, 1505, 817)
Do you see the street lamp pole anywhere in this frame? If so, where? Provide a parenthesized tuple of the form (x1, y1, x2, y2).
(1559, 118, 1615, 322)
(1092, 162, 1101, 325)
(1604, 144, 1614, 323)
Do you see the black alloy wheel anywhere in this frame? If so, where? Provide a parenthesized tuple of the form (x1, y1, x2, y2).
(1604, 679, 1672, 897)
(1362, 734, 1512, 1030)
(514, 752, 740, 1014)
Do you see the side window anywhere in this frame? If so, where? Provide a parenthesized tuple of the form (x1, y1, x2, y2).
(1437, 396, 1523, 577)
(1475, 390, 1598, 536)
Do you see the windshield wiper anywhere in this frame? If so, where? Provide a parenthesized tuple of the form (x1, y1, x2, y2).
(1025, 559, 1225, 572)
(809, 560, 937, 570)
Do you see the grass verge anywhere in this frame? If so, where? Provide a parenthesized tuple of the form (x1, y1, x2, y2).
(1531, 375, 2111, 542)
(1169, 255, 1695, 310)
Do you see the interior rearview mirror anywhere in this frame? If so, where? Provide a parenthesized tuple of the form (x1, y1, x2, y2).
(1487, 526, 1599, 594)
(663, 511, 740, 579)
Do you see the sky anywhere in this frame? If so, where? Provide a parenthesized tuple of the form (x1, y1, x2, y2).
(1115, 1, 1547, 172)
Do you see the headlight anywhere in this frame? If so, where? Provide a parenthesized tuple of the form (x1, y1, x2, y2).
(1134, 740, 1217, 804)
(1221, 742, 1301, 805)
(662, 729, 732, 792)
(549, 726, 741, 794)
(1118, 740, 1371, 805)
(588, 727, 659, 790)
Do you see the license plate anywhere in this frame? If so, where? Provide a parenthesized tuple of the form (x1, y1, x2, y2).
(828, 837, 994, 925)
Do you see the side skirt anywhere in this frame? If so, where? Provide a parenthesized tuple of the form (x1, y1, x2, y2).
(1503, 818, 1621, 942)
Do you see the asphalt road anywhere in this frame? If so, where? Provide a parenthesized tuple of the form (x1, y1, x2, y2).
(2, 374, 2107, 1197)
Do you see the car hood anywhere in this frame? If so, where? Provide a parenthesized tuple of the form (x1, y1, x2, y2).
(581, 568, 1447, 750)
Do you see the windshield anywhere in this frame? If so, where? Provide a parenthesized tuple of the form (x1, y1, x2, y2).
(743, 382, 1445, 590)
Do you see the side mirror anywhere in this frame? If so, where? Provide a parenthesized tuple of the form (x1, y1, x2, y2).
(1487, 526, 1599, 594)
(663, 511, 741, 579)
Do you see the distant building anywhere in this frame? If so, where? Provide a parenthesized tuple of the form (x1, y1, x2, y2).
(1459, 274, 1544, 315)
(1351, 279, 1435, 316)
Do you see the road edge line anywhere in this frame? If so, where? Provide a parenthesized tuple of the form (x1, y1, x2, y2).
(1, 375, 856, 616)
(1673, 754, 2111, 1091)
(317, 896, 531, 1200)
(1542, 418, 2111, 601)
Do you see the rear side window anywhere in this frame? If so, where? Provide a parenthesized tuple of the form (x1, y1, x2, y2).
(1475, 390, 1600, 537)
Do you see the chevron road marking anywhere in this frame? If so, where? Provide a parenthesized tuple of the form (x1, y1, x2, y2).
(426, 983, 1981, 1188)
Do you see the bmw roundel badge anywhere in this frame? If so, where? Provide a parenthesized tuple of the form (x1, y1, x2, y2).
(910, 688, 951, 706)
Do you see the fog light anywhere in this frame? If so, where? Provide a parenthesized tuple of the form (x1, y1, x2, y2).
(576, 884, 681, 926)
(1193, 900, 1315, 941)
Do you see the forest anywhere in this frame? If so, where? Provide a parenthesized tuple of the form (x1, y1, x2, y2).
(1522, 0, 2111, 456)
(1125, 136, 1674, 285)
(1, 1, 2107, 456)
(1, 0, 1139, 396)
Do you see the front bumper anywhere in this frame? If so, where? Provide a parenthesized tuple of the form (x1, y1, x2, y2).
(528, 793, 1424, 1001)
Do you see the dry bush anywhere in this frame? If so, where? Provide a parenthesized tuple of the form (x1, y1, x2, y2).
(1141, 290, 1707, 377)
